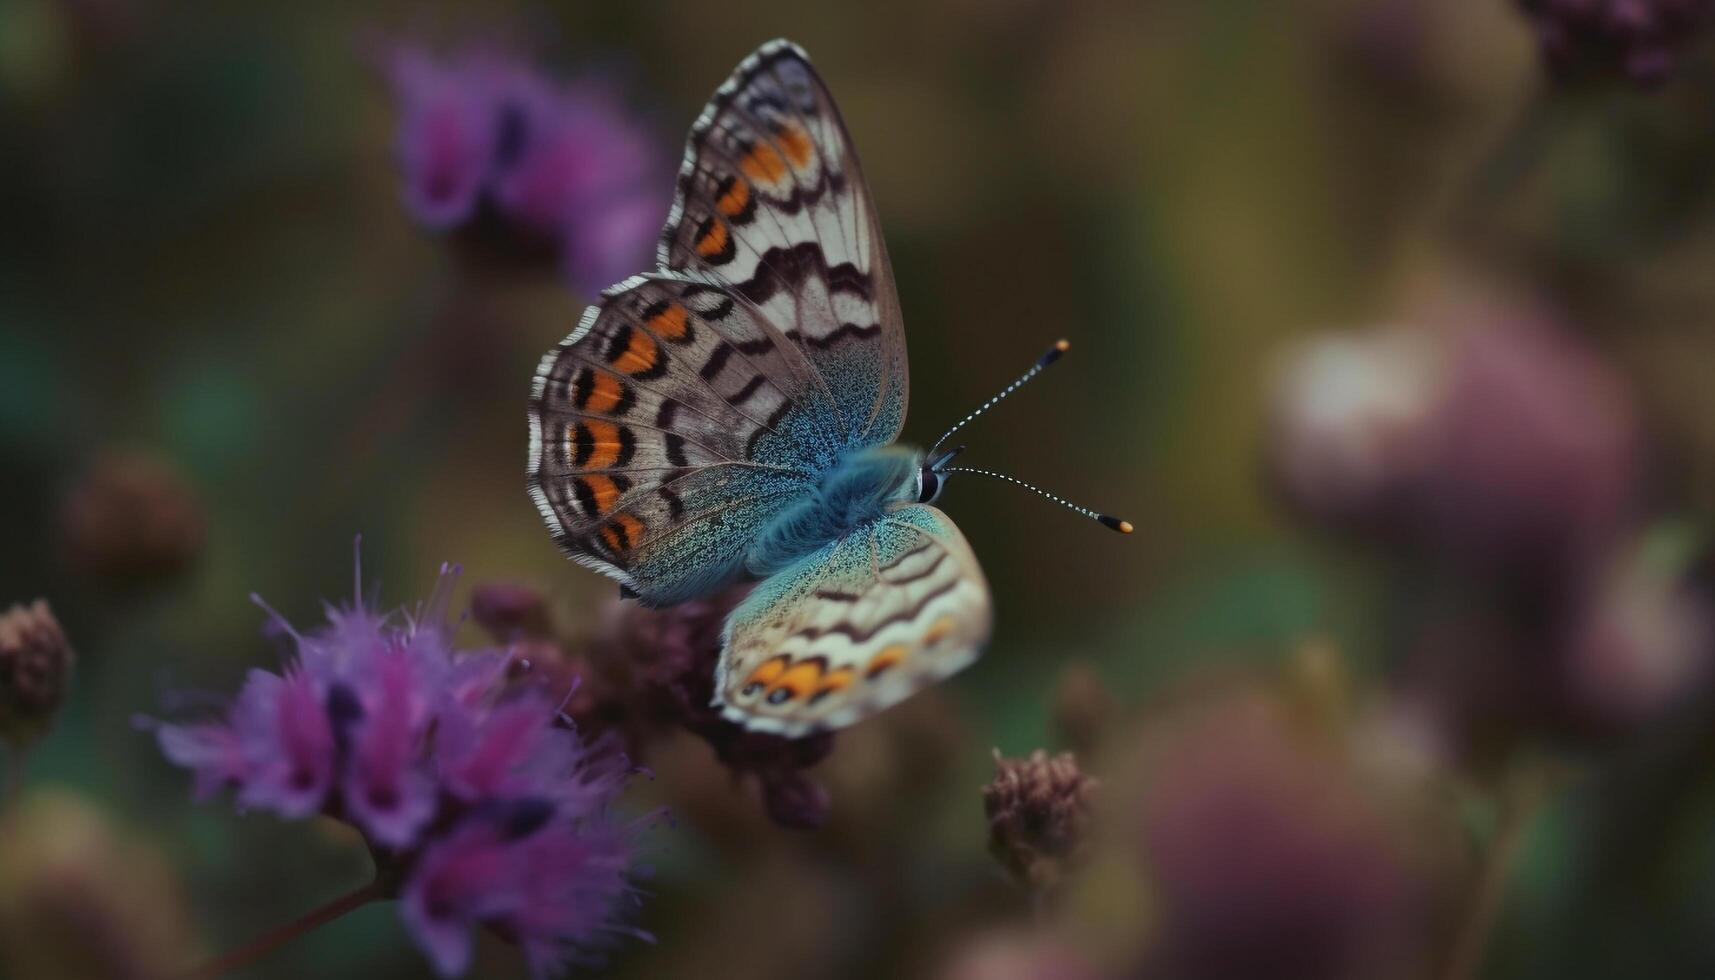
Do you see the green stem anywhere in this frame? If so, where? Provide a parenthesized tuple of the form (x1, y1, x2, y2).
(176, 879, 385, 980)
(1441, 767, 1554, 980)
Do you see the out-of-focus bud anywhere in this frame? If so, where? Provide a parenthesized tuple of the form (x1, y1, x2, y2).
(592, 585, 839, 829)
(1267, 311, 1639, 584)
(1137, 689, 1446, 980)
(468, 580, 549, 641)
(0, 600, 74, 748)
(60, 450, 205, 587)
(984, 749, 1098, 890)
(761, 771, 833, 831)
(1558, 525, 1713, 734)
(939, 929, 1106, 980)
(1421, 314, 1637, 579)
(1516, 0, 1715, 86)
(1052, 661, 1114, 757)
(0, 791, 199, 980)
(1265, 325, 1448, 535)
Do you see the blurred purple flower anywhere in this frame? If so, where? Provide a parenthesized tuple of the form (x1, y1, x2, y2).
(1517, 0, 1715, 85)
(1267, 308, 1639, 584)
(381, 41, 667, 296)
(144, 555, 652, 977)
(402, 807, 639, 977)
(1139, 692, 1434, 980)
(386, 45, 502, 229)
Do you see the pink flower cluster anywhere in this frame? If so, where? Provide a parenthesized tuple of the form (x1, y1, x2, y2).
(148, 559, 651, 977)
(384, 41, 667, 295)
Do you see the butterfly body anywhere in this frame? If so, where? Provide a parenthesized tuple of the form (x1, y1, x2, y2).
(529, 40, 995, 736)
(747, 444, 920, 578)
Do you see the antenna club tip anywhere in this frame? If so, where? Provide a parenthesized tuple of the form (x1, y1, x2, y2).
(1055, 339, 1070, 352)
(1098, 515, 1134, 534)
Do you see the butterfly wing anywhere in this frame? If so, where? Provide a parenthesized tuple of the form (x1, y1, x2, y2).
(529, 271, 847, 606)
(660, 39, 908, 450)
(532, 41, 914, 607)
(715, 503, 992, 735)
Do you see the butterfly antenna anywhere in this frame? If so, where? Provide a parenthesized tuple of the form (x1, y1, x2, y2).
(928, 339, 1070, 458)
(940, 466, 1134, 534)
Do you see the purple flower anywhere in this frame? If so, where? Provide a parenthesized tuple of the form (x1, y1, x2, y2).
(385, 45, 502, 229)
(235, 667, 336, 818)
(381, 41, 667, 296)
(144, 554, 653, 977)
(401, 812, 640, 978)
(1138, 691, 1437, 980)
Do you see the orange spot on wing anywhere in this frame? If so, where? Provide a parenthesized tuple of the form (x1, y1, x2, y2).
(739, 142, 788, 184)
(743, 655, 790, 691)
(811, 668, 854, 703)
(579, 474, 622, 515)
(866, 644, 908, 679)
(923, 617, 958, 645)
(694, 219, 729, 259)
(612, 329, 660, 376)
(614, 512, 644, 542)
(581, 419, 625, 469)
(768, 660, 825, 701)
(600, 512, 646, 553)
(716, 178, 750, 217)
(599, 524, 623, 552)
(646, 303, 689, 341)
(584, 372, 624, 414)
(777, 124, 814, 168)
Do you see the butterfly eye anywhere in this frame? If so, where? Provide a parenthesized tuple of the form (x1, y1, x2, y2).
(917, 467, 941, 504)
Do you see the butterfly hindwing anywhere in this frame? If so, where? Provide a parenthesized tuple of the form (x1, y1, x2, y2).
(529, 271, 844, 605)
(662, 39, 908, 449)
(715, 503, 992, 736)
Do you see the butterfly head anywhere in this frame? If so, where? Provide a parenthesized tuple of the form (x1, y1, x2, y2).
(916, 445, 967, 505)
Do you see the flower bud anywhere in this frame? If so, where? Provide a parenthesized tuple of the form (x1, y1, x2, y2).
(1052, 661, 1114, 757)
(0, 600, 74, 747)
(984, 749, 1098, 890)
(60, 450, 205, 587)
(468, 580, 549, 641)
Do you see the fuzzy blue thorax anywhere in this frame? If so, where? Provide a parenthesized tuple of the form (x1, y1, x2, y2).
(747, 445, 921, 578)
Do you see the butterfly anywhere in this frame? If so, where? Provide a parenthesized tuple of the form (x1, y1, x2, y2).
(528, 39, 1128, 737)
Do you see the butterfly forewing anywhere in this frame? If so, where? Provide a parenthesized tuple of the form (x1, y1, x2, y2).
(529, 271, 839, 605)
(714, 504, 992, 736)
(661, 39, 908, 449)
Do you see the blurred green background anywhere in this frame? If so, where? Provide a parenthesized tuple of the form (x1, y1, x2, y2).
(7, 0, 1715, 977)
